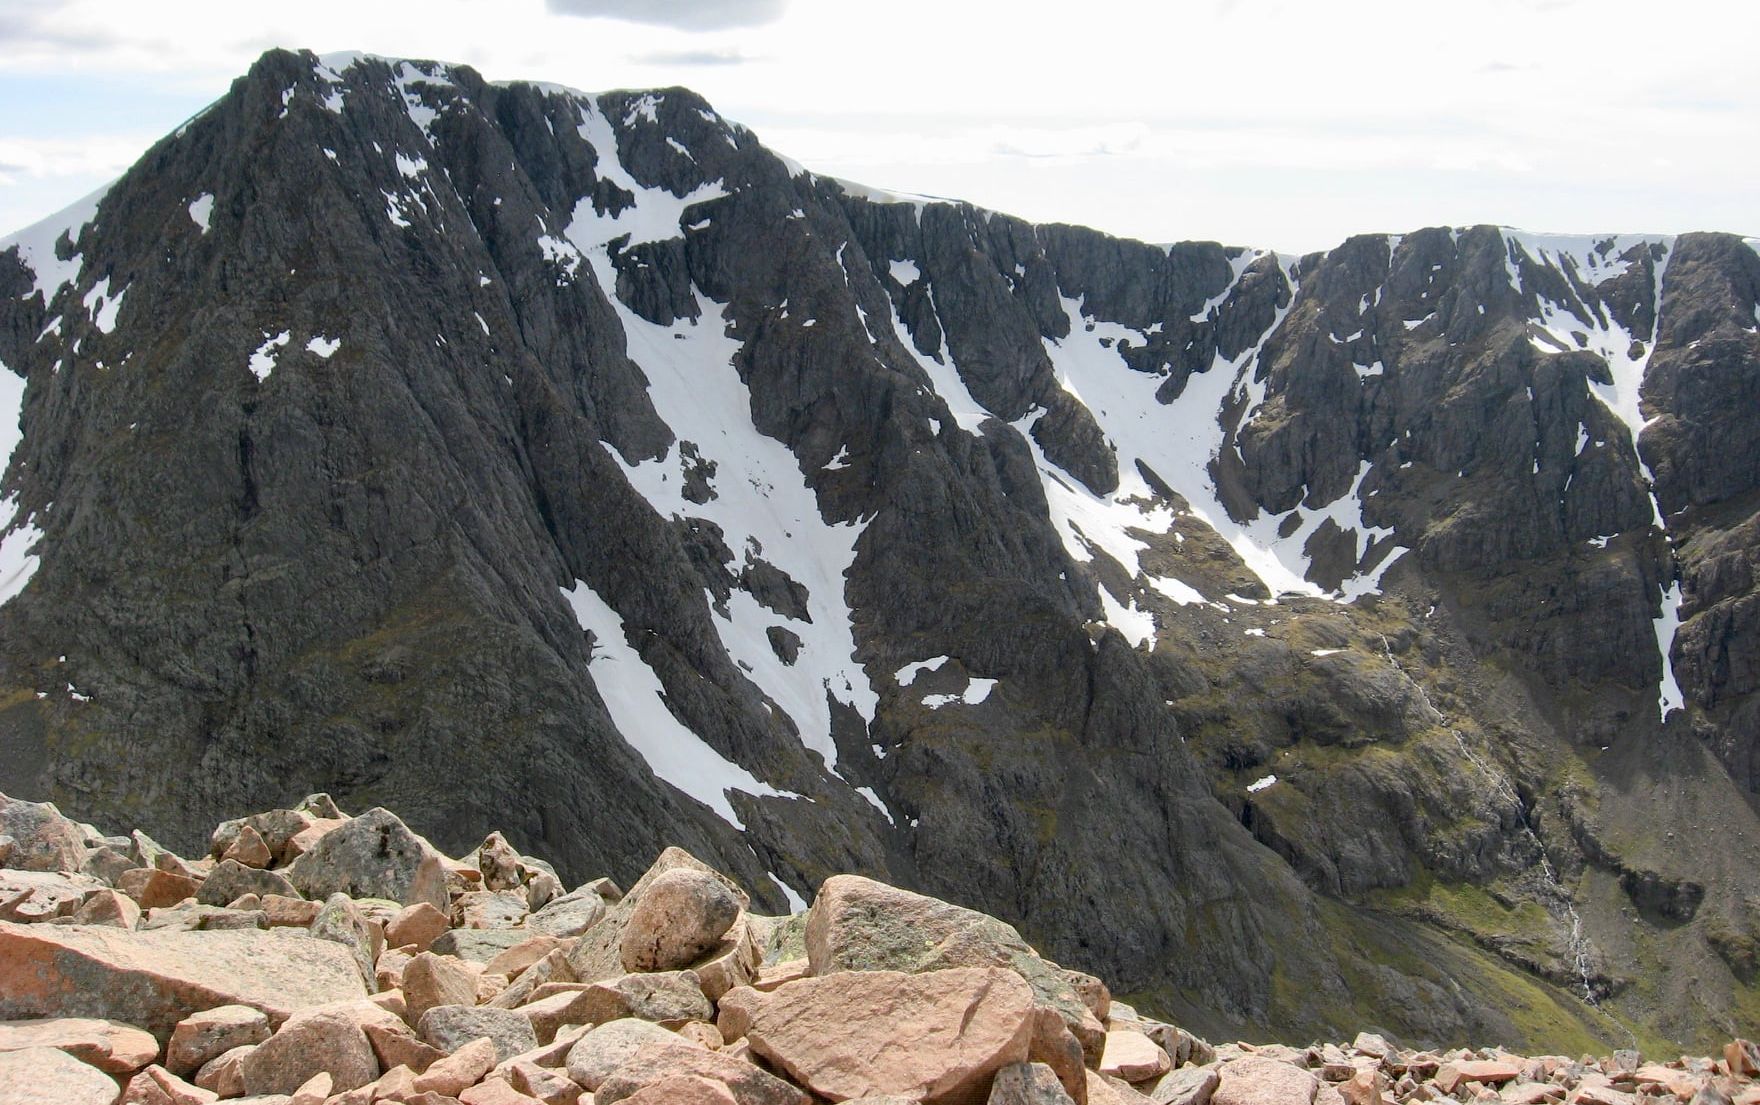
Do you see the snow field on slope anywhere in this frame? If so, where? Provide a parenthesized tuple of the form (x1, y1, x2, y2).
(561, 580, 788, 829)
(564, 102, 877, 775)
(0, 356, 41, 606)
(1502, 230, 1684, 719)
(1010, 288, 1406, 647)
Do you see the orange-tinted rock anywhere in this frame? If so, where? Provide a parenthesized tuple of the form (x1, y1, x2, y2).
(483, 936, 564, 980)
(593, 1040, 808, 1105)
(565, 1019, 689, 1091)
(119, 870, 200, 910)
(288, 1070, 331, 1105)
(619, 1074, 739, 1105)
(166, 1005, 271, 1075)
(0, 1016, 159, 1075)
(237, 1007, 379, 1095)
(121, 1064, 219, 1105)
(460, 1076, 547, 1105)
(72, 890, 142, 930)
(1211, 1057, 1319, 1105)
(618, 870, 741, 974)
(192, 1045, 252, 1096)
(220, 827, 272, 871)
(413, 1036, 498, 1096)
(0, 1046, 120, 1105)
(737, 967, 1035, 1105)
(363, 1019, 445, 1074)
(388, 903, 451, 954)
(507, 1059, 584, 1105)
(1435, 1060, 1522, 1094)
(0, 794, 89, 873)
(0, 920, 368, 1040)
(405, 952, 482, 1026)
(1100, 1031, 1170, 1084)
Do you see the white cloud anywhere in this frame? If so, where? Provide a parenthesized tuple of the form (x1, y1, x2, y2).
(546, 0, 786, 29)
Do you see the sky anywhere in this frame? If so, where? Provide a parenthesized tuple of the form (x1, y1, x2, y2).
(1, 0, 1756, 254)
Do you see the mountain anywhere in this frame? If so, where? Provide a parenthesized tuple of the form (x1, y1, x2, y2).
(1, 48, 1757, 1052)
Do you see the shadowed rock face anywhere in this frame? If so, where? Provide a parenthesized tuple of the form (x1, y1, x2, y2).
(1, 48, 1758, 1050)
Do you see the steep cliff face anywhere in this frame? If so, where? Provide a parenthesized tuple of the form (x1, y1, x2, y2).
(1, 49, 1756, 1050)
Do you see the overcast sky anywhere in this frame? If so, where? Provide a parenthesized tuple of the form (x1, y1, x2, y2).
(1, 0, 1755, 254)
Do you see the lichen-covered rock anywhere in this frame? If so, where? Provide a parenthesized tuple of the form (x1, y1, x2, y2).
(282, 810, 447, 911)
(416, 1004, 538, 1062)
(167, 1005, 272, 1076)
(237, 1006, 378, 1095)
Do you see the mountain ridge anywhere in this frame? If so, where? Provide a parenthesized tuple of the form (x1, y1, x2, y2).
(1, 47, 1757, 1052)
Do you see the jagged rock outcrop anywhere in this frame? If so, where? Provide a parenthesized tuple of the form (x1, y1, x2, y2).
(2, 49, 1759, 1051)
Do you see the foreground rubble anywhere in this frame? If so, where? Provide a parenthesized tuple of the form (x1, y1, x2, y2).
(2, 790, 1756, 1105)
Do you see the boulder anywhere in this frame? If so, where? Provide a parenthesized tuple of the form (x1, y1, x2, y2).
(594, 1040, 809, 1105)
(991, 1062, 1079, 1105)
(804, 875, 1103, 1062)
(0, 1046, 121, 1105)
(259, 896, 322, 928)
(1211, 1057, 1318, 1105)
(72, 889, 143, 929)
(0, 921, 368, 1039)
(405, 952, 482, 1026)
(412, 1036, 498, 1096)
(456, 891, 528, 931)
(506, 1059, 584, 1105)
(619, 1075, 739, 1105)
(387, 903, 451, 953)
(1146, 1065, 1220, 1105)
(736, 967, 1036, 1105)
(483, 936, 564, 980)
(118, 869, 200, 910)
(417, 1005, 538, 1062)
(459, 1077, 548, 1105)
(565, 1018, 688, 1091)
(527, 886, 607, 940)
(193, 1045, 253, 1096)
(477, 835, 523, 893)
(573, 970, 713, 1027)
(0, 868, 104, 921)
(0, 1015, 159, 1075)
(83, 846, 138, 887)
(487, 949, 574, 1010)
(237, 1006, 379, 1095)
(167, 1006, 272, 1076)
(121, 1064, 221, 1105)
(310, 894, 380, 993)
(0, 794, 89, 873)
(618, 869, 742, 973)
(195, 862, 297, 908)
(433, 928, 533, 963)
(1434, 1060, 1522, 1093)
(565, 849, 747, 984)
(287, 1071, 330, 1105)
(362, 1021, 445, 1074)
(1101, 1031, 1171, 1084)
(282, 809, 447, 910)
(221, 827, 273, 871)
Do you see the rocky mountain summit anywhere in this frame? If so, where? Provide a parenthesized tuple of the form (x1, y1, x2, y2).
(1, 48, 1759, 1051)
(4, 791, 1758, 1105)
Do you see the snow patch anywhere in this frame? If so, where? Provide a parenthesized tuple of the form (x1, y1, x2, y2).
(0, 358, 39, 606)
(561, 579, 787, 829)
(896, 656, 949, 686)
(564, 213, 878, 771)
(1655, 580, 1684, 720)
(187, 194, 214, 232)
(305, 335, 341, 359)
(82, 277, 125, 334)
(1, 183, 108, 303)
(1246, 774, 1279, 793)
(248, 331, 291, 381)
(888, 259, 921, 285)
